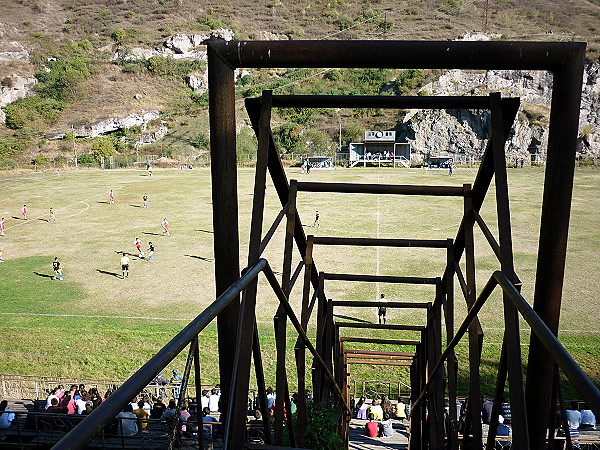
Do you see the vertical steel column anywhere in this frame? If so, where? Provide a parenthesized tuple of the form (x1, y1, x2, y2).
(273, 178, 297, 444)
(314, 273, 326, 402)
(252, 322, 272, 445)
(490, 92, 529, 448)
(445, 239, 459, 449)
(526, 48, 586, 450)
(463, 183, 483, 448)
(192, 337, 203, 450)
(295, 234, 313, 446)
(486, 343, 507, 449)
(410, 344, 422, 450)
(226, 91, 273, 446)
(433, 281, 445, 450)
(207, 41, 240, 433)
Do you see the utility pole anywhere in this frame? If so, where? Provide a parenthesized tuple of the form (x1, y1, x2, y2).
(72, 125, 78, 167)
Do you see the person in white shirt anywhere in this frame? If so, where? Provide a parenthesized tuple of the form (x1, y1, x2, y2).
(200, 390, 210, 410)
(208, 388, 220, 412)
(116, 405, 139, 436)
(45, 387, 60, 410)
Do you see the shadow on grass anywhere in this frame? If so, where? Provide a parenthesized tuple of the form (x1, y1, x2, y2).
(115, 251, 139, 258)
(143, 232, 161, 236)
(129, 204, 142, 208)
(11, 216, 23, 220)
(37, 218, 49, 222)
(195, 229, 213, 234)
(334, 314, 371, 324)
(97, 269, 121, 278)
(185, 255, 214, 263)
(33, 272, 53, 279)
(97, 201, 110, 204)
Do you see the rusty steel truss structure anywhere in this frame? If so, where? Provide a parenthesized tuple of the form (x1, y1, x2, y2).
(53, 40, 600, 450)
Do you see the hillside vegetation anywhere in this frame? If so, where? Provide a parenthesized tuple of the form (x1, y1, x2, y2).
(1, 0, 599, 166)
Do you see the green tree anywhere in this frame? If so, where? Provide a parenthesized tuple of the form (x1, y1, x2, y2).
(341, 123, 363, 147)
(90, 137, 116, 162)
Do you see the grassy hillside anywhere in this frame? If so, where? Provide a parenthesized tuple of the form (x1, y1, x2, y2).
(1, 0, 599, 167)
(0, 166, 598, 398)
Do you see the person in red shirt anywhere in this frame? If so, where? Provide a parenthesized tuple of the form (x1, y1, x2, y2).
(162, 218, 170, 237)
(22, 205, 28, 220)
(365, 413, 379, 437)
(134, 238, 144, 258)
(109, 190, 115, 204)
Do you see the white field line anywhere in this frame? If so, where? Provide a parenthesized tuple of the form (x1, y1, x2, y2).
(0, 312, 274, 325)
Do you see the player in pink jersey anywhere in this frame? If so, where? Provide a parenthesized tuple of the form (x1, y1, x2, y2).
(162, 218, 170, 237)
(22, 205, 28, 220)
(109, 190, 115, 204)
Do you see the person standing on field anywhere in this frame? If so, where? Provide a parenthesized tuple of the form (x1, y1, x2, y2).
(1, 217, 5, 236)
(143, 194, 148, 208)
(148, 241, 154, 260)
(134, 238, 144, 258)
(52, 257, 63, 280)
(313, 210, 320, 228)
(109, 190, 115, 205)
(48, 207, 56, 222)
(121, 254, 130, 278)
(162, 218, 170, 237)
(378, 293, 388, 325)
(22, 205, 28, 220)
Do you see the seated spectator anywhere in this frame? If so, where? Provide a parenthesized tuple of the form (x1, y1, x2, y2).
(116, 404, 139, 436)
(580, 405, 596, 430)
(89, 388, 102, 409)
(45, 398, 63, 414)
(202, 407, 217, 440)
(365, 413, 379, 437)
(60, 394, 75, 415)
(247, 409, 264, 443)
(496, 415, 511, 448)
(266, 387, 276, 412)
(380, 412, 394, 438)
(104, 388, 114, 403)
(396, 399, 407, 421)
(0, 400, 15, 429)
(150, 397, 166, 419)
(368, 399, 384, 421)
(160, 399, 186, 427)
(81, 401, 93, 416)
(500, 399, 511, 424)
(180, 402, 191, 432)
(381, 396, 393, 417)
(134, 400, 150, 430)
(356, 397, 368, 420)
(566, 401, 582, 430)
(75, 393, 87, 414)
(46, 387, 60, 410)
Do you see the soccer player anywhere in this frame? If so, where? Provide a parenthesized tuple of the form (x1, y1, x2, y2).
(48, 207, 56, 222)
(121, 254, 130, 278)
(22, 205, 28, 220)
(143, 194, 148, 208)
(134, 238, 144, 258)
(0, 217, 5, 236)
(148, 242, 155, 260)
(162, 218, 170, 237)
(378, 293, 388, 325)
(0, 249, 4, 262)
(109, 190, 115, 205)
(52, 257, 63, 280)
(313, 210, 320, 228)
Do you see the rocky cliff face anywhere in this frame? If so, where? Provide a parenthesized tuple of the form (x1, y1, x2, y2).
(402, 63, 600, 164)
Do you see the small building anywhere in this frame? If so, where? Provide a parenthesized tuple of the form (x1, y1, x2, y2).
(348, 131, 411, 168)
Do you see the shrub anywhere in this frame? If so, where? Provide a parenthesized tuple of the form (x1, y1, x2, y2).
(0, 137, 24, 160)
(34, 54, 91, 102)
(305, 402, 343, 449)
(77, 152, 96, 165)
(32, 154, 51, 166)
(393, 69, 424, 95)
(3, 96, 66, 129)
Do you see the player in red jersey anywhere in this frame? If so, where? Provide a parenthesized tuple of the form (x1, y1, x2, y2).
(162, 218, 170, 237)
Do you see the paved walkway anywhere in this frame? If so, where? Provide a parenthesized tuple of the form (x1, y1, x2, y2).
(349, 418, 409, 449)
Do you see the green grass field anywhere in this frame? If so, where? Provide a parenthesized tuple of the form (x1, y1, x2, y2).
(0, 165, 598, 398)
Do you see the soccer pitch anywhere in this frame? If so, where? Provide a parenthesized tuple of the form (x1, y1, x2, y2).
(0, 166, 598, 395)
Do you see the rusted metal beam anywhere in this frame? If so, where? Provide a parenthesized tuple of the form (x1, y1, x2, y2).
(247, 94, 494, 109)
(313, 236, 448, 248)
(297, 181, 464, 196)
(347, 360, 413, 366)
(344, 353, 414, 360)
(344, 349, 416, 357)
(208, 40, 585, 71)
(335, 322, 425, 331)
(207, 41, 240, 432)
(323, 272, 438, 284)
(332, 300, 430, 309)
(527, 45, 587, 450)
(339, 337, 420, 346)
